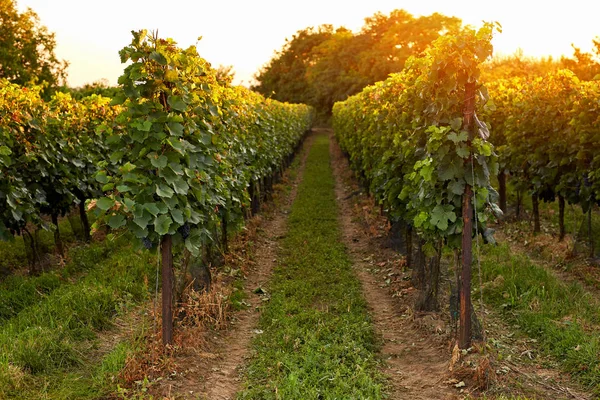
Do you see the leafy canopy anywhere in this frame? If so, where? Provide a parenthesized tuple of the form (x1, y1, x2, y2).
(252, 9, 461, 117)
(0, 0, 67, 94)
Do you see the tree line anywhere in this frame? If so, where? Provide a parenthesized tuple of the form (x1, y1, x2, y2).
(253, 9, 600, 118)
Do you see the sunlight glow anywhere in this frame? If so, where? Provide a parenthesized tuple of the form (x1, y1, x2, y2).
(17, 0, 600, 87)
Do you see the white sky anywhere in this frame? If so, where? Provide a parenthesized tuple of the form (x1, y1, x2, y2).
(17, 0, 600, 87)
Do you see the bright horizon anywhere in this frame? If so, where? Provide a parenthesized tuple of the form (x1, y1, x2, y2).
(17, 0, 600, 88)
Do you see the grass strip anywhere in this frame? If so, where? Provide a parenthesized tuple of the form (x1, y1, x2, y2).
(239, 134, 384, 399)
(0, 236, 126, 324)
(0, 236, 155, 399)
(479, 243, 600, 394)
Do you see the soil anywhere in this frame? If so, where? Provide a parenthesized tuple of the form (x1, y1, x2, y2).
(329, 132, 460, 400)
(146, 131, 316, 400)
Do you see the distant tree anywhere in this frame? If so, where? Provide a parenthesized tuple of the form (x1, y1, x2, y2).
(252, 25, 335, 109)
(306, 28, 370, 114)
(560, 37, 600, 81)
(357, 10, 461, 83)
(0, 0, 67, 93)
(252, 10, 462, 117)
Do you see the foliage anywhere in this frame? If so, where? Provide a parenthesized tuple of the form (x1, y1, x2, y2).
(560, 37, 600, 81)
(481, 50, 560, 82)
(0, 81, 48, 238)
(0, 79, 119, 241)
(64, 79, 122, 100)
(484, 71, 600, 212)
(94, 30, 313, 254)
(333, 24, 500, 247)
(0, 0, 67, 94)
(253, 9, 461, 116)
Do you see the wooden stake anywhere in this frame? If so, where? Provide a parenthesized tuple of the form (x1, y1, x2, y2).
(161, 234, 174, 345)
(459, 81, 476, 349)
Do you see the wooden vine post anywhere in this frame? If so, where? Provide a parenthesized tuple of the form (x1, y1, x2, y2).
(161, 235, 174, 345)
(459, 81, 476, 349)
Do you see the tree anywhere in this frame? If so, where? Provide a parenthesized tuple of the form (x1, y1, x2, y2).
(0, 0, 67, 93)
(357, 10, 461, 84)
(305, 28, 370, 114)
(252, 10, 462, 117)
(252, 25, 335, 109)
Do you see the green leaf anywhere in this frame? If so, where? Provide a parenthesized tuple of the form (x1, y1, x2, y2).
(156, 184, 174, 198)
(128, 221, 148, 239)
(0, 146, 12, 156)
(450, 118, 462, 131)
(456, 145, 470, 159)
(149, 51, 168, 65)
(479, 142, 492, 157)
(133, 212, 152, 229)
(448, 180, 465, 195)
(448, 131, 468, 144)
(167, 95, 188, 112)
(185, 236, 201, 256)
(172, 178, 190, 195)
(110, 93, 126, 106)
(144, 203, 161, 216)
(159, 166, 179, 185)
(0, 154, 12, 167)
(438, 158, 463, 181)
(154, 214, 173, 235)
(201, 132, 212, 145)
(167, 122, 184, 137)
(117, 185, 132, 193)
(108, 214, 126, 229)
(419, 163, 434, 182)
(140, 120, 152, 132)
(171, 209, 184, 225)
(110, 151, 125, 164)
(96, 197, 115, 211)
(120, 162, 137, 173)
(156, 202, 169, 214)
(124, 198, 136, 210)
(95, 171, 109, 184)
(414, 211, 428, 228)
(430, 205, 457, 231)
(149, 153, 168, 169)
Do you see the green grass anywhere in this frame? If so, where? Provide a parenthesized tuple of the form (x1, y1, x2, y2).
(0, 237, 123, 324)
(239, 134, 384, 399)
(0, 234, 156, 399)
(478, 242, 600, 394)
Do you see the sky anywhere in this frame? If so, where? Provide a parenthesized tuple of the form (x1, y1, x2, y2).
(17, 0, 600, 88)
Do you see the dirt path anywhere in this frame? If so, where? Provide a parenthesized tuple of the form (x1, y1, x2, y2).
(179, 132, 315, 400)
(196, 143, 311, 399)
(329, 132, 459, 400)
